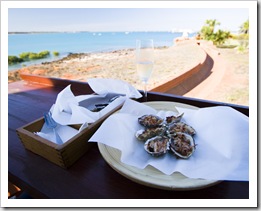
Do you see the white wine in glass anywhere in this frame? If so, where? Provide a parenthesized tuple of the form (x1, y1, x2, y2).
(136, 39, 154, 101)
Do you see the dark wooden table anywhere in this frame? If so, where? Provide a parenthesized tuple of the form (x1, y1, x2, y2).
(8, 74, 249, 199)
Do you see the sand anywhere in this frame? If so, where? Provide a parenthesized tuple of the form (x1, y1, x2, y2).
(8, 39, 249, 106)
(184, 41, 249, 106)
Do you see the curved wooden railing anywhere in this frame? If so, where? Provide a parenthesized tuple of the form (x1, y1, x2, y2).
(150, 42, 214, 96)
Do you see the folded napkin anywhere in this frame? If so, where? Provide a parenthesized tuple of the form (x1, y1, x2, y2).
(87, 78, 142, 98)
(89, 99, 249, 181)
(52, 78, 142, 125)
(36, 78, 142, 144)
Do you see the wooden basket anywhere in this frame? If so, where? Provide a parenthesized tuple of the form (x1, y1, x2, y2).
(16, 105, 121, 168)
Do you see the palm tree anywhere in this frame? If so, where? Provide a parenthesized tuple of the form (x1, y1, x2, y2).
(238, 19, 249, 50)
(200, 19, 220, 40)
(205, 19, 220, 34)
(213, 30, 231, 45)
(200, 19, 230, 46)
(239, 19, 249, 34)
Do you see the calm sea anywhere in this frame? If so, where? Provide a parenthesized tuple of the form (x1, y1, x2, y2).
(8, 31, 195, 71)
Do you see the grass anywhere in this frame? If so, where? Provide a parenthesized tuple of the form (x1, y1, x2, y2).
(217, 44, 237, 49)
(226, 87, 249, 105)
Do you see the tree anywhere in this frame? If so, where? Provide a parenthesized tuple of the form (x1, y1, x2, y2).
(237, 19, 249, 52)
(213, 30, 231, 46)
(205, 19, 220, 33)
(200, 19, 230, 46)
(8, 56, 24, 65)
(239, 19, 249, 34)
(200, 19, 220, 40)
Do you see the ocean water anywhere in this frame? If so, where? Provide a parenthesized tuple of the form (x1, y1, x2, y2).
(8, 31, 195, 71)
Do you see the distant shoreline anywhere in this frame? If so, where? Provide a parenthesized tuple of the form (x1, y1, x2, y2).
(9, 31, 61, 34)
(8, 31, 186, 67)
(8, 30, 196, 35)
(8, 31, 182, 71)
(8, 31, 102, 34)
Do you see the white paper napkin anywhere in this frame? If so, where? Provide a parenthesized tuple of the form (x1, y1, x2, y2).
(35, 122, 79, 144)
(89, 99, 249, 181)
(36, 78, 142, 144)
(51, 78, 142, 125)
(88, 78, 142, 98)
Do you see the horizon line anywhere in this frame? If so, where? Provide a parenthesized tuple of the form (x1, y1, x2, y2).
(8, 30, 200, 34)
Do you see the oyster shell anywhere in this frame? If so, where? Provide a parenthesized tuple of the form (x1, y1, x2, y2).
(144, 136, 169, 157)
(136, 126, 166, 142)
(168, 122, 196, 136)
(169, 132, 195, 159)
(165, 113, 184, 124)
(138, 115, 164, 128)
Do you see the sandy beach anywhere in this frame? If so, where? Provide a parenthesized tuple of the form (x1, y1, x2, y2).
(8, 40, 249, 106)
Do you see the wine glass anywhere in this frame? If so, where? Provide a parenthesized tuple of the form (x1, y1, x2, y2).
(135, 39, 154, 101)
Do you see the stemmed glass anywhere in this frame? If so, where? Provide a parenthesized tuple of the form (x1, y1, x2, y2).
(135, 39, 154, 101)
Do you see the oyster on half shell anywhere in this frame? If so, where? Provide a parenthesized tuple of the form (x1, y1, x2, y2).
(165, 113, 184, 124)
(136, 126, 167, 142)
(144, 136, 169, 157)
(169, 132, 195, 159)
(168, 122, 196, 136)
(138, 115, 164, 128)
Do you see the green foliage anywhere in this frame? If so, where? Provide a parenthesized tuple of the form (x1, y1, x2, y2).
(9, 50, 51, 65)
(8, 55, 24, 65)
(28, 53, 40, 60)
(234, 19, 249, 52)
(232, 33, 249, 40)
(19, 52, 31, 60)
(237, 44, 246, 53)
(213, 30, 231, 46)
(236, 41, 249, 53)
(239, 19, 249, 34)
(217, 44, 237, 49)
(200, 19, 220, 41)
(39, 50, 50, 57)
(53, 51, 59, 56)
(200, 19, 230, 46)
(19, 51, 50, 60)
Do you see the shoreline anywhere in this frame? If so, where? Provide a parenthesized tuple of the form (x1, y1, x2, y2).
(8, 41, 206, 91)
(8, 45, 170, 71)
(8, 40, 249, 106)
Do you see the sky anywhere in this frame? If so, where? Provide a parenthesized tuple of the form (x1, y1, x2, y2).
(8, 7, 249, 33)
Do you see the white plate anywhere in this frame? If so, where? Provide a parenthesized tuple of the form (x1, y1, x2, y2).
(98, 101, 221, 190)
